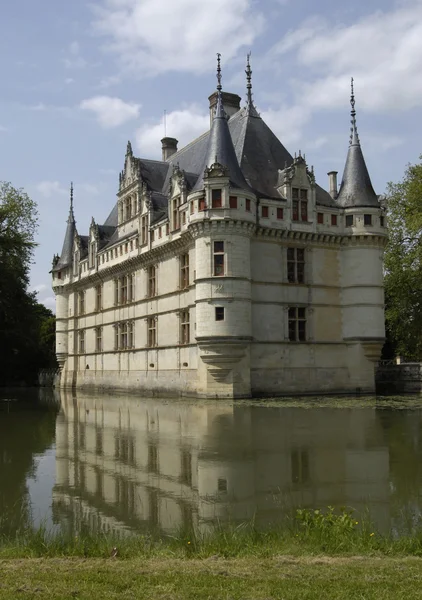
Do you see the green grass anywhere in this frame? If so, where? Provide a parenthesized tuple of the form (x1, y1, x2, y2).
(2, 507, 422, 560)
(3, 509, 422, 598)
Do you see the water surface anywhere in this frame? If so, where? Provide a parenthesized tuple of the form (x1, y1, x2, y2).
(1, 389, 422, 537)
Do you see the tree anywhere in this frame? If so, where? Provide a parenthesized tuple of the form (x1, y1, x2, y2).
(384, 158, 422, 360)
(0, 182, 57, 384)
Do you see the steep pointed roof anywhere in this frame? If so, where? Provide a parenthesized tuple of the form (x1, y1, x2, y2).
(337, 79, 379, 208)
(193, 56, 250, 192)
(53, 183, 76, 271)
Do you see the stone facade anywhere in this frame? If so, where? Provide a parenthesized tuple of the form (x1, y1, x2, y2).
(52, 64, 387, 398)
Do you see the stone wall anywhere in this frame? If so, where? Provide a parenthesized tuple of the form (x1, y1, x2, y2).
(376, 363, 422, 394)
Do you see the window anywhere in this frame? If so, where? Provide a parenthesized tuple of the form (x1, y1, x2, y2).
(128, 321, 134, 348)
(114, 324, 119, 350)
(380, 216, 385, 227)
(172, 197, 180, 230)
(198, 197, 206, 211)
(96, 327, 102, 352)
(277, 207, 284, 220)
(292, 188, 308, 222)
(166, 223, 169, 235)
(331, 214, 337, 226)
(229, 196, 237, 209)
(190, 201, 194, 214)
(120, 276, 128, 304)
(141, 215, 148, 245)
(213, 241, 225, 276)
(288, 307, 306, 342)
(182, 211, 186, 225)
(78, 291, 85, 315)
(148, 265, 156, 297)
(317, 212, 323, 224)
(261, 205, 269, 218)
(215, 307, 225, 321)
(129, 274, 135, 303)
(346, 215, 353, 227)
(89, 243, 95, 268)
(287, 248, 305, 284)
(218, 478, 228, 492)
(124, 196, 131, 221)
(119, 322, 128, 350)
(180, 310, 190, 345)
(159, 227, 162, 239)
(291, 449, 310, 484)
(57, 271, 61, 280)
(212, 188, 222, 208)
(79, 330, 85, 353)
(245, 198, 251, 212)
(180, 254, 189, 289)
(95, 284, 102, 312)
(151, 230, 155, 243)
(114, 279, 119, 305)
(147, 317, 157, 347)
(364, 214, 372, 226)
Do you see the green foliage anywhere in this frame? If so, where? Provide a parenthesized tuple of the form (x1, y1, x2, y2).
(0, 181, 57, 383)
(384, 158, 422, 359)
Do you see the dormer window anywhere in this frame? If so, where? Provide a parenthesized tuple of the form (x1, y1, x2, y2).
(124, 196, 132, 220)
(212, 189, 222, 208)
(292, 188, 308, 222)
(89, 243, 96, 268)
(172, 197, 180, 230)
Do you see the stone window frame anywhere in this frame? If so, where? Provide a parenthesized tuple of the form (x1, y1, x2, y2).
(331, 214, 338, 226)
(292, 187, 308, 222)
(147, 316, 157, 347)
(261, 205, 269, 218)
(287, 306, 307, 342)
(180, 309, 190, 345)
(346, 214, 354, 227)
(229, 195, 237, 209)
(78, 329, 85, 354)
(95, 326, 102, 352)
(211, 188, 222, 209)
(148, 265, 157, 297)
(180, 253, 189, 289)
(213, 241, 225, 277)
(215, 306, 225, 321)
(287, 247, 305, 284)
(364, 214, 372, 226)
(95, 284, 103, 312)
(78, 290, 85, 315)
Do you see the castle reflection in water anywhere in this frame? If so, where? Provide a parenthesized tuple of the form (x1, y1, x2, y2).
(53, 393, 391, 536)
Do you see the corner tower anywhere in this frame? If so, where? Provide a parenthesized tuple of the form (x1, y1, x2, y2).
(338, 80, 387, 391)
(189, 55, 256, 398)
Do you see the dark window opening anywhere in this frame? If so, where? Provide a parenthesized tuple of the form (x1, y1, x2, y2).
(364, 214, 372, 226)
(346, 215, 353, 227)
(215, 307, 225, 321)
(212, 189, 222, 208)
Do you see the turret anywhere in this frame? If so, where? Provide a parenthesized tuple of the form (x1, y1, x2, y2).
(191, 54, 254, 398)
(53, 183, 75, 371)
(338, 81, 387, 392)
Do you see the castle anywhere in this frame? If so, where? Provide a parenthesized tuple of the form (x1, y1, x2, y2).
(52, 57, 387, 398)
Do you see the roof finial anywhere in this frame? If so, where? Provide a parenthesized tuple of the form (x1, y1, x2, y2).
(350, 77, 360, 146)
(216, 53, 222, 92)
(246, 52, 253, 104)
(68, 181, 75, 223)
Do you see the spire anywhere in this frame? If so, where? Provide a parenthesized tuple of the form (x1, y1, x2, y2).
(336, 79, 379, 207)
(53, 182, 76, 271)
(126, 140, 133, 156)
(350, 77, 360, 146)
(192, 55, 250, 192)
(245, 53, 259, 117)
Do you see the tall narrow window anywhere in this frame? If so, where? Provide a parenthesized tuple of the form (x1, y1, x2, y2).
(292, 188, 308, 222)
(114, 325, 119, 350)
(213, 241, 225, 276)
(317, 212, 324, 224)
(190, 201, 194, 214)
(128, 274, 135, 302)
(147, 317, 157, 347)
(148, 265, 156, 297)
(331, 214, 338, 226)
(261, 205, 269, 218)
(215, 307, 225, 321)
(346, 215, 354, 227)
(245, 198, 251, 212)
(287, 248, 305, 284)
(114, 279, 119, 305)
(78, 291, 85, 315)
(95, 284, 102, 312)
(89, 243, 95, 268)
(288, 307, 306, 342)
(96, 327, 102, 352)
(277, 207, 283, 220)
(120, 276, 128, 304)
(128, 322, 134, 348)
(79, 330, 85, 353)
(119, 322, 128, 350)
(212, 188, 222, 208)
(364, 214, 372, 226)
(141, 215, 148, 245)
(180, 310, 190, 345)
(229, 196, 237, 208)
(180, 254, 189, 289)
(199, 197, 206, 211)
(172, 197, 180, 230)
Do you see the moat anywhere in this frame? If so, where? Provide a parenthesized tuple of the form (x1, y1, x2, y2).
(2, 388, 422, 537)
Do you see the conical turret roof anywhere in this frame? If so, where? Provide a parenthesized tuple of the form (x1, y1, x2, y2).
(193, 56, 250, 192)
(53, 183, 76, 271)
(337, 79, 379, 208)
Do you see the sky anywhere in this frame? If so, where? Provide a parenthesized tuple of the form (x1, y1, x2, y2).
(1, 0, 422, 311)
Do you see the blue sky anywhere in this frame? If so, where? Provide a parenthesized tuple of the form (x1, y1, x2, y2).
(1, 0, 421, 310)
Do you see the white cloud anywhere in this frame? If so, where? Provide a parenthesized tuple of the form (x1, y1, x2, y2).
(42, 296, 56, 311)
(80, 95, 141, 128)
(135, 105, 209, 158)
(35, 181, 68, 198)
(91, 0, 265, 76)
(31, 283, 49, 294)
(65, 78, 75, 85)
(269, 1, 422, 112)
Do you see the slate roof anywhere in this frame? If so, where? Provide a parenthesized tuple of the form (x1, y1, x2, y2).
(53, 205, 75, 271)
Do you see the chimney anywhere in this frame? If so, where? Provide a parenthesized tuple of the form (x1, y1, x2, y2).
(208, 91, 241, 126)
(161, 137, 178, 161)
(327, 171, 338, 199)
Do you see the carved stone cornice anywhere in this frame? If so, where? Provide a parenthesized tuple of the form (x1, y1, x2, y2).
(189, 220, 255, 239)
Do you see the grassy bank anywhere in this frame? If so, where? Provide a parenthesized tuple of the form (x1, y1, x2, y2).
(2, 556, 422, 599)
(2, 509, 422, 598)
